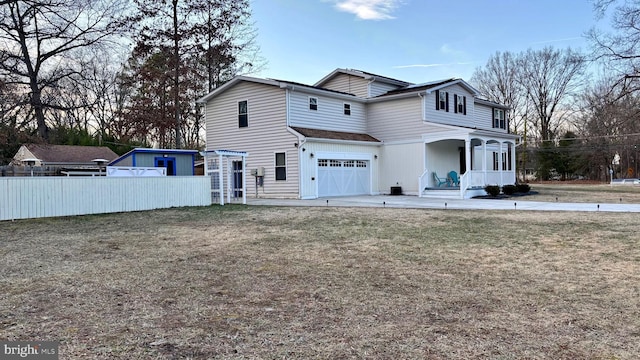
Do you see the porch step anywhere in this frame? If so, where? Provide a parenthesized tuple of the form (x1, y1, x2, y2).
(421, 189, 461, 199)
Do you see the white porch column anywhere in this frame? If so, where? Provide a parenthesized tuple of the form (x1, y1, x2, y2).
(510, 142, 516, 182)
(465, 139, 471, 185)
(499, 142, 504, 186)
(482, 140, 487, 185)
(242, 157, 247, 204)
(226, 157, 232, 204)
(218, 153, 224, 205)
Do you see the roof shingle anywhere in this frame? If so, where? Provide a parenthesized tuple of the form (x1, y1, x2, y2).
(24, 144, 118, 163)
(291, 127, 381, 143)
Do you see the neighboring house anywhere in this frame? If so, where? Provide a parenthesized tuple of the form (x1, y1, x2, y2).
(198, 68, 520, 199)
(11, 144, 118, 171)
(109, 148, 199, 176)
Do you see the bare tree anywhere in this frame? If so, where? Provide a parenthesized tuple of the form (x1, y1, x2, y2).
(589, 0, 640, 97)
(577, 77, 640, 180)
(0, 0, 128, 141)
(517, 47, 586, 142)
(470, 51, 527, 134)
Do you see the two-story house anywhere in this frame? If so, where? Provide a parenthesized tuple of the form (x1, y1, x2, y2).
(197, 68, 520, 199)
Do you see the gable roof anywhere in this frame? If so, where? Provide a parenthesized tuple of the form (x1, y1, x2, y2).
(18, 144, 118, 164)
(291, 127, 381, 143)
(375, 78, 481, 99)
(197, 75, 362, 104)
(314, 68, 412, 88)
(197, 76, 279, 103)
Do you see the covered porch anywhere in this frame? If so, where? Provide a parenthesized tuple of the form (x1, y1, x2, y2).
(418, 125, 520, 199)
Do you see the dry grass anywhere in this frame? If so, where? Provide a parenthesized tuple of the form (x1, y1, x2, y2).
(521, 183, 640, 203)
(1, 205, 640, 359)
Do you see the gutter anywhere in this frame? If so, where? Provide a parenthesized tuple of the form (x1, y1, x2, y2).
(302, 137, 382, 146)
(286, 126, 306, 199)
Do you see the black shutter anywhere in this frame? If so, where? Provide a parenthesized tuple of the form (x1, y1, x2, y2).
(491, 107, 495, 128)
(445, 92, 449, 112)
(463, 96, 467, 115)
(435, 90, 440, 110)
(454, 95, 458, 113)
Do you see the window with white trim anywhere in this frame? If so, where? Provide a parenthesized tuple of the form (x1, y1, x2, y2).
(493, 108, 506, 129)
(309, 97, 318, 111)
(275, 152, 286, 180)
(238, 100, 248, 128)
(455, 94, 466, 114)
(436, 90, 448, 111)
(343, 103, 351, 116)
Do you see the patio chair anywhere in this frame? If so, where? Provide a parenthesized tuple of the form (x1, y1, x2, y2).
(448, 171, 460, 186)
(432, 172, 448, 187)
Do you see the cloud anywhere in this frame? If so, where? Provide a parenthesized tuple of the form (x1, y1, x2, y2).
(331, 0, 403, 20)
(393, 62, 473, 69)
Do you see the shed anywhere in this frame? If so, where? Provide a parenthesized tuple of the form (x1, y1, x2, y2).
(109, 148, 198, 176)
(11, 144, 118, 167)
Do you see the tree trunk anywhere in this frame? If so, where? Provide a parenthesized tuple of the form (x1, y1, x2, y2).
(173, 0, 181, 149)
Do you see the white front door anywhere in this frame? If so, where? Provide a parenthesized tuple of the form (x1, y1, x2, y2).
(318, 159, 370, 197)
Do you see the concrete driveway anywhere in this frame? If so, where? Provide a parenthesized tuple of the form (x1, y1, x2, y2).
(247, 195, 640, 212)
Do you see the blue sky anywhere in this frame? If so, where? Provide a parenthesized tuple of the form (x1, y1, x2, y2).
(250, 0, 603, 85)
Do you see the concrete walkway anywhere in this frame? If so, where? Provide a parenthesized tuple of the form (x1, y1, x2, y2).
(247, 195, 640, 212)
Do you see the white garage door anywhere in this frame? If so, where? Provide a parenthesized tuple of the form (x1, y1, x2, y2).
(318, 159, 370, 197)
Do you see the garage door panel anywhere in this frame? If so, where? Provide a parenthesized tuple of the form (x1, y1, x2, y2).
(318, 159, 370, 197)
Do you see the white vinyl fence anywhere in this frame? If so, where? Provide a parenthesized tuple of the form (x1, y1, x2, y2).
(0, 176, 212, 221)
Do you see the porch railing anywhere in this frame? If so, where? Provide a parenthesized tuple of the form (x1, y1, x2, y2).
(418, 169, 429, 198)
(459, 172, 469, 199)
(467, 170, 516, 187)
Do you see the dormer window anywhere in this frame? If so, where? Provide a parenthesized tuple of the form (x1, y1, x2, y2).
(435, 90, 449, 111)
(493, 108, 506, 129)
(454, 94, 466, 115)
(309, 97, 318, 111)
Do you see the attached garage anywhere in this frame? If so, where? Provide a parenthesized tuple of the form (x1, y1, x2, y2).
(318, 159, 370, 197)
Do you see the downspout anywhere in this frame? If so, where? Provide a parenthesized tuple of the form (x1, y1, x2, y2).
(365, 76, 375, 98)
(282, 85, 306, 199)
(418, 92, 427, 193)
(286, 126, 305, 200)
(418, 92, 426, 121)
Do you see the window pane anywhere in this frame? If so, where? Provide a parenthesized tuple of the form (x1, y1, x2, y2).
(276, 152, 285, 166)
(238, 101, 248, 127)
(239, 114, 248, 127)
(275, 167, 286, 180)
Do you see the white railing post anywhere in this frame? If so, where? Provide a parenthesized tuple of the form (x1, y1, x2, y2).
(418, 169, 429, 198)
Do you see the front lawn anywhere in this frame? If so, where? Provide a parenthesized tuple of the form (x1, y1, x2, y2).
(1, 206, 639, 359)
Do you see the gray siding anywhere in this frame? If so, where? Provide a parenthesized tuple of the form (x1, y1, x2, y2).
(474, 102, 505, 131)
(288, 90, 367, 133)
(423, 84, 478, 128)
(205, 81, 299, 198)
(321, 73, 369, 98)
(369, 81, 401, 97)
(366, 97, 424, 142)
(133, 153, 194, 176)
